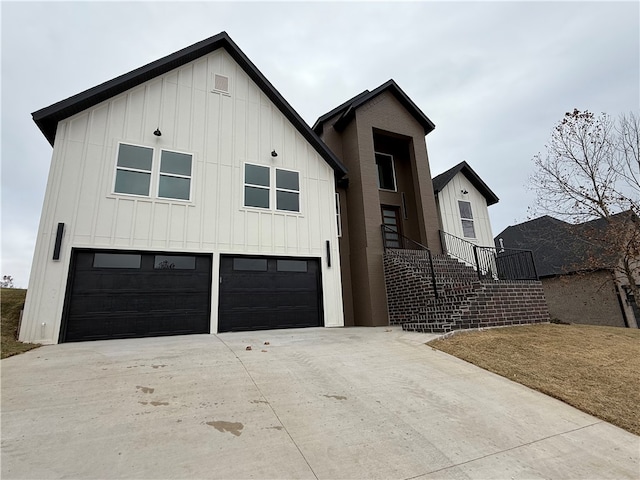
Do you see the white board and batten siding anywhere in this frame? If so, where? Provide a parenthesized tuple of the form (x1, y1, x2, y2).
(437, 172, 495, 247)
(21, 48, 344, 344)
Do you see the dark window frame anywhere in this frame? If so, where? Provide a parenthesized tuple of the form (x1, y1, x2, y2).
(375, 152, 397, 191)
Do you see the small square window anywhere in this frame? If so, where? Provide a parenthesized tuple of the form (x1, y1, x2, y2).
(245, 164, 270, 187)
(276, 169, 299, 191)
(276, 190, 299, 212)
(375, 153, 396, 191)
(245, 186, 270, 208)
(117, 144, 153, 171)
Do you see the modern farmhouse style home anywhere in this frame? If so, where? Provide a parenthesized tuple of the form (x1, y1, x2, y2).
(22, 32, 347, 343)
(21, 32, 549, 344)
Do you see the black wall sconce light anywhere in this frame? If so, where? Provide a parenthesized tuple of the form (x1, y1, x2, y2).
(53, 223, 64, 260)
(326, 240, 331, 267)
(153, 128, 162, 137)
(271, 150, 278, 157)
(461, 189, 469, 195)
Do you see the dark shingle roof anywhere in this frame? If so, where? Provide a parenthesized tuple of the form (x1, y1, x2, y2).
(432, 161, 499, 206)
(32, 31, 347, 178)
(494, 212, 637, 277)
(312, 79, 435, 136)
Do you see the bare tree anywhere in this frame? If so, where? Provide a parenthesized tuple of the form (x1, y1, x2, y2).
(530, 109, 640, 303)
(616, 111, 640, 200)
(1, 275, 15, 288)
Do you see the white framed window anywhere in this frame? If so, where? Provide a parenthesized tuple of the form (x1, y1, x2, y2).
(375, 152, 397, 191)
(158, 150, 192, 201)
(244, 163, 270, 209)
(243, 164, 301, 213)
(458, 200, 476, 238)
(114, 144, 153, 196)
(275, 168, 300, 212)
(113, 143, 193, 201)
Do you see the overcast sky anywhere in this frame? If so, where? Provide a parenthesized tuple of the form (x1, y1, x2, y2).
(2, 1, 638, 287)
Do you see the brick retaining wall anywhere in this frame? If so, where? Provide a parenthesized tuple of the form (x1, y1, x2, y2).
(383, 250, 550, 333)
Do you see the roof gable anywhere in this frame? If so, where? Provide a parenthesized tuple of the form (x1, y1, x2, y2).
(432, 161, 499, 206)
(32, 32, 347, 178)
(312, 80, 435, 136)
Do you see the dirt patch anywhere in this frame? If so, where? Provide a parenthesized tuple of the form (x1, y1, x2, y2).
(429, 323, 640, 435)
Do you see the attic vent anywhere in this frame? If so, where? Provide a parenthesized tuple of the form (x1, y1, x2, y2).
(213, 74, 230, 94)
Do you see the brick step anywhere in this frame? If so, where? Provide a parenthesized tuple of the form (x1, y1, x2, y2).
(384, 249, 550, 332)
(402, 322, 454, 333)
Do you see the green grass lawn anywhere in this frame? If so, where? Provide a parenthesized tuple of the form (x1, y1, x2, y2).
(429, 323, 640, 436)
(1, 289, 40, 359)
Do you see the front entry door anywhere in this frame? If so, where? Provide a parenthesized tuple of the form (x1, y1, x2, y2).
(381, 206, 402, 248)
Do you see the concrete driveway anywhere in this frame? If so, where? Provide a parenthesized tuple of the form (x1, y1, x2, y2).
(2, 327, 638, 479)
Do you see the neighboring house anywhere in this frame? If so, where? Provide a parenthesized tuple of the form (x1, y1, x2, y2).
(495, 213, 639, 328)
(21, 32, 550, 344)
(21, 32, 347, 344)
(432, 161, 499, 262)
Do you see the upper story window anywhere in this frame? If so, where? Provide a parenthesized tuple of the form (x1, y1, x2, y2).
(244, 164, 270, 209)
(458, 200, 476, 238)
(114, 144, 153, 196)
(158, 150, 192, 200)
(276, 169, 300, 212)
(114, 143, 193, 201)
(375, 152, 397, 191)
(244, 164, 300, 213)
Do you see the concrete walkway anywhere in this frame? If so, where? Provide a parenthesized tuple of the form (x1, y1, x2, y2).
(2, 327, 638, 479)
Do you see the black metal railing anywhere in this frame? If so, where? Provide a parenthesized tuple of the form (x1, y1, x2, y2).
(493, 247, 538, 280)
(439, 230, 476, 267)
(440, 230, 538, 281)
(381, 225, 438, 298)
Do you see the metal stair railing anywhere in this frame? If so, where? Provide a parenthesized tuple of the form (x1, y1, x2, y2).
(439, 230, 538, 281)
(381, 224, 438, 299)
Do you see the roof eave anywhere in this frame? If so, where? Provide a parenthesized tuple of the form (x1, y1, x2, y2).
(32, 32, 348, 177)
(331, 80, 436, 135)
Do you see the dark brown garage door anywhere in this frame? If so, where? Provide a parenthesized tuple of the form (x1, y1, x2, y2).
(61, 250, 212, 342)
(218, 255, 323, 332)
